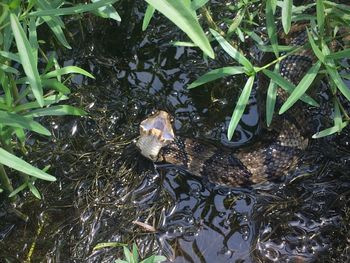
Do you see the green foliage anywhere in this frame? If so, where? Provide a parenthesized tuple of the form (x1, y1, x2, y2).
(114, 243, 167, 263)
(0, 0, 120, 200)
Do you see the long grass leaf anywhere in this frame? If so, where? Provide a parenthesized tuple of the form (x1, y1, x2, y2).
(227, 75, 254, 140)
(0, 63, 19, 74)
(282, 0, 292, 34)
(0, 147, 56, 181)
(312, 121, 348, 138)
(326, 48, 350, 60)
(10, 13, 44, 107)
(188, 66, 245, 89)
(0, 51, 21, 63)
(43, 66, 94, 79)
(24, 105, 87, 118)
(91, 0, 121, 21)
(326, 65, 350, 101)
(266, 0, 279, 57)
(307, 29, 325, 63)
(210, 29, 253, 72)
(316, 0, 325, 35)
(191, 0, 209, 10)
(29, 0, 118, 16)
(145, 0, 214, 58)
(266, 63, 279, 126)
(0, 111, 51, 136)
(142, 4, 155, 31)
(279, 61, 321, 114)
(262, 69, 319, 106)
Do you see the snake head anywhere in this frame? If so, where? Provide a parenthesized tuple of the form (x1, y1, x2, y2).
(136, 110, 175, 161)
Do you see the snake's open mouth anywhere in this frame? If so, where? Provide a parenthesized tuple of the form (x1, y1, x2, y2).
(136, 110, 174, 161)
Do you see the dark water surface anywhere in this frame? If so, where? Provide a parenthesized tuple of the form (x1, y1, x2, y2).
(1, 1, 350, 262)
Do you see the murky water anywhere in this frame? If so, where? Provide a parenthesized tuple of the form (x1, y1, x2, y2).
(1, 1, 350, 262)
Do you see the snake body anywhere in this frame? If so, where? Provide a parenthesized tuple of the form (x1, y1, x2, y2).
(136, 28, 318, 187)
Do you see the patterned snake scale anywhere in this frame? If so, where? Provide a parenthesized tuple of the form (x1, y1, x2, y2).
(136, 27, 320, 187)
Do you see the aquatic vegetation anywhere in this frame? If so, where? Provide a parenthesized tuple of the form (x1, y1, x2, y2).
(0, 0, 120, 198)
(114, 243, 166, 263)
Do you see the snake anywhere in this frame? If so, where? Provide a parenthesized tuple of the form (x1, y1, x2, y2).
(135, 27, 323, 187)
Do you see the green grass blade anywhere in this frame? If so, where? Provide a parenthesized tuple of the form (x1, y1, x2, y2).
(316, 0, 325, 35)
(307, 29, 325, 63)
(227, 75, 255, 140)
(191, 0, 209, 10)
(312, 121, 348, 138)
(188, 66, 245, 89)
(29, 0, 118, 16)
(210, 29, 253, 72)
(262, 69, 319, 107)
(0, 111, 51, 136)
(28, 181, 42, 199)
(10, 13, 44, 107)
(333, 98, 342, 129)
(266, 63, 279, 126)
(145, 0, 214, 58)
(42, 79, 71, 94)
(326, 48, 350, 60)
(0, 51, 21, 63)
(326, 65, 350, 101)
(24, 105, 87, 118)
(281, 0, 292, 34)
(142, 4, 155, 31)
(279, 60, 321, 114)
(43, 66, 94, 79)
(91, 0, 121, 21)
(266, 0, 279, 57)
(0, 147, 56, 181)
(9, 182, 27, 197)
(14, 95, 68, 112)
(0, 63, 19, 74)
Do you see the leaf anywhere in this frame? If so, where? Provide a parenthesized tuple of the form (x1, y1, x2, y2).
(326, 65, 350, 101)
(0, 147, 56, 181)
(0, 63, 19, 74)
(188, 66, 245, 89)
(0, 110, 51, 136)
(281, 0, 292, 34)
(191, 0, 209, 10)
(93, 242, 127, 250)
(306, 29, 325, 63)
(333, 98, 342, 129)
(42, 79, 71, 94)
(266, 0, 279, 57)
(266, 63, 279, 126)
(262, 69, 319, 107)
(0, 51, 21, 63)
(210, 29, 253, 72)
(24, 105, 87, 118)
(9, 182, 27, 197)
(144, 0, 214, 58)
(123, 246, 132, 263)
(91, 0, 121, 21)
(14, 94, 68, 112)
(132, 244, 138, 262)
(10, 13, 44, 107)
(326, 48, 350, 60)
(316, 0, 325, 35)
(279, 60, 321, 114)
(28, 181, 42, 199)
(312, 121, 348, 138)
(29, 0, 119, 16)
(227, 8, 245, 36)
(142, 4, 155, 31)
(227, 75, 254, 140)
(43, 66, 94, 79)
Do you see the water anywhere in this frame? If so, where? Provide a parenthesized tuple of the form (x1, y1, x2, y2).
(1, 1, 350, 262)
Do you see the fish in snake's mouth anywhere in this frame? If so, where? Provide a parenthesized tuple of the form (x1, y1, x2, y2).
(136, 110, 175, 161)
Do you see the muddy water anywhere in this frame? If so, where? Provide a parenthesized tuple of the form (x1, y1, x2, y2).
(1, 1, 350, 262)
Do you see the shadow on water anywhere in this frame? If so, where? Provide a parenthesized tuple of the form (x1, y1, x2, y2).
(1, 1, 350, 262)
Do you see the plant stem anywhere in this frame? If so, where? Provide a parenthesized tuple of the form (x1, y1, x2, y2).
(0, 164, 14, 195)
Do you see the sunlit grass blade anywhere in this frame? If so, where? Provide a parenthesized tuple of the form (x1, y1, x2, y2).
(0, 51, 21, 63)
(0, 147, 56, 181)
(41, 14, 71, 49)
(191, 0, 209, 10)
(316, 0, 325, 35)
(326, 48, 350, 60)
(307, 29, 325, 63)
(42, 79, 71, 94)
(10, 13, 44, 107)
(0, 111, 51, 136)
(227, 75, 254, 140)
(279, 60, 321, 114)
(210, 29, 253, 72)
(43, 66, 94, 79)
(172, 41, 197, 47)
(326, 65, 350, 101)
(142, 4, 155, 31)
(29, 0, 118, 16)
(312, 121, 348, 138)
(9, 182, 27, 197)
(266, 63, 279, 126)
(266, 0, 279, 57)
(145, 0, 214, 58)
(227, 8, 244, 36)
(188, 66, 245, 89)
(281, 0, 292, 34)
(24, 105, 87, 118)
(28, 181, 41, 199)
(91, 0, 121, 21)
(14, 95, 68, 112)
(0, 63, 19, 74)
(333, 98, 342, 129)
(262, 69, 319, 107)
